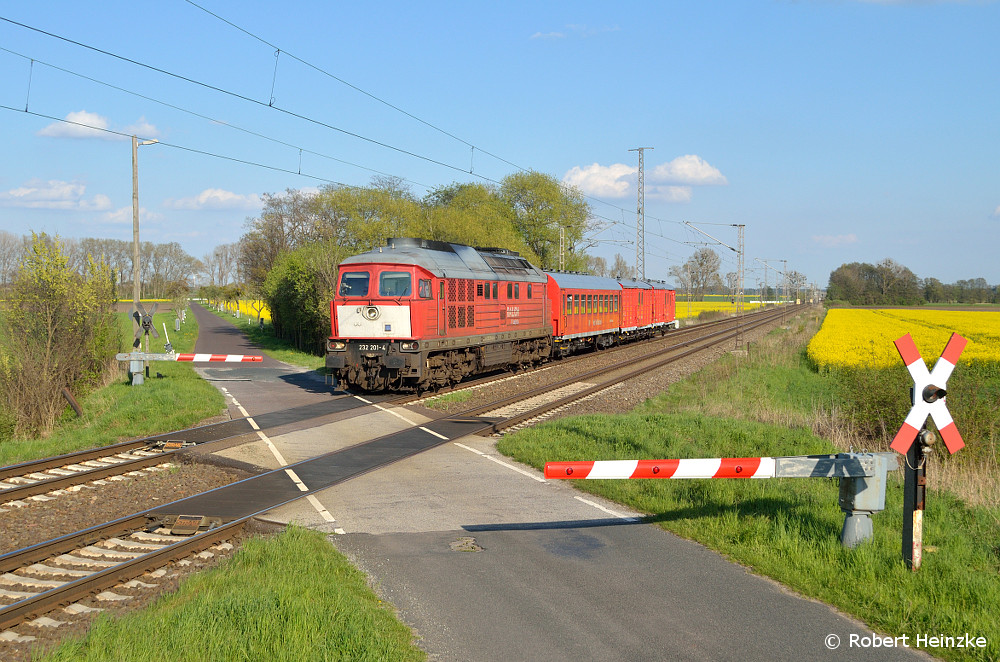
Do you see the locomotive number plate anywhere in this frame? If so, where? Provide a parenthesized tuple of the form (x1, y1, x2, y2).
(358, 343, 388, 354)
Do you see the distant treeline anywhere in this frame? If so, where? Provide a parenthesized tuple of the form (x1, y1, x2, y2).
(827, 259, 997, 306)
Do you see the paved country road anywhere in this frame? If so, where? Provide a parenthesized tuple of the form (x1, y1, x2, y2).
(192, 303, 931, 662)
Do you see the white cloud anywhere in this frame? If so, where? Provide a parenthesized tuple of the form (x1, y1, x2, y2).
(562, 163, 636, 197)
(530, 31, 565, 39)
(101, 206, 163, 224)
(813, 234, 859, 248)
(163, 189, 262, 211)
(992, 205, 1000, 218)
(563, 154, 726, 203)
(650, 155, 728, 186)
(37, 110, 159, 141)
(0, 179, 112, 210)
(649, 185, 693, 203)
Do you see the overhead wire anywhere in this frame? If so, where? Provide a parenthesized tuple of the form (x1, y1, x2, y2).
(179, 2, 690, 232)
(0, 13, 704, 268)
(0, 44, 433, 190)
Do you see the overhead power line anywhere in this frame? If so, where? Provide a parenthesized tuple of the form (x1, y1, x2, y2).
(0, 14, 699, 263)
(0, 15, 470, 175)
(0, 44, 432, 189)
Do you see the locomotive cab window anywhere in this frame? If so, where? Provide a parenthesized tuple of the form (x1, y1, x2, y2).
(379, 271, 412, 297)
(418, 279, 432, 299)
(339, 271, 370, 297)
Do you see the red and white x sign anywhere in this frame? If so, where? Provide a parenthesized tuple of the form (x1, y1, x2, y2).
(891, 332, 967, 455)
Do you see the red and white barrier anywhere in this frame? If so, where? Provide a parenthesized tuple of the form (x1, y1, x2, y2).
(174, 354, 263, 363)
(545, 457, 776, 480)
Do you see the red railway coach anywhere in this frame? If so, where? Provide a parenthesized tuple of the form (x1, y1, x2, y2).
(326, 238, 553, 391)
(545, 273, 678, 356)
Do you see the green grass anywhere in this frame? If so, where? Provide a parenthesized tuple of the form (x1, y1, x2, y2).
(423, 390, 473, 409)
(38, 526, 425, 662)
(497, 314, 1000, 662)
(0, 309, 225, 466)
(205, 304, 325, 370)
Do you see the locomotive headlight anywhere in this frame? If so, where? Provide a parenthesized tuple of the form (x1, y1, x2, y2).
(400, 341, 419, 351)
(328, 340, 347, 351)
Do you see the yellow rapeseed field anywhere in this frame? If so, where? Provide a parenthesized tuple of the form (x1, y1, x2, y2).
(808, 309, 1000, 369)
(223, 300, 272, 322)
(675, 300, 764, 320)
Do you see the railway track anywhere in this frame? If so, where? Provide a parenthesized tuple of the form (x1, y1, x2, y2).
(0, 304, 806, 639)
(0, 513, 246, 638)
(459, 304, 802, 434)
(403, 304, 795, 406)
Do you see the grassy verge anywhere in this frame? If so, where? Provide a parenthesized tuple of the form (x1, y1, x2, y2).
(498, 312, 1000, 661)
(0, 310, 225, 466)
(204, 304, 325, 370)
(39, 526, 425, 662)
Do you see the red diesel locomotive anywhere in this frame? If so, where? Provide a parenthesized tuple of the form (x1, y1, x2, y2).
(326, 238, 677, 391)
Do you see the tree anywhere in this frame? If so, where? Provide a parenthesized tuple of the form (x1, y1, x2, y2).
(0, 230, 21, 291)
(499, 171, 591, 271)
(673, 248, 721, 300)
(585, 256, 608, 277)
(609, 254, 633, 279)
(0, 233, 119, 437)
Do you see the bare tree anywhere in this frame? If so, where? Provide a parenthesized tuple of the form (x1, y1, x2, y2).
(585, 255, 608, 277)
(609, 253, 633, 279)
(672, 248, 721, 300)
(0, 230, 22, 289)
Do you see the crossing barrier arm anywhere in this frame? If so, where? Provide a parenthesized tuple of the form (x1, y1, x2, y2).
(545, 452, 898, 548)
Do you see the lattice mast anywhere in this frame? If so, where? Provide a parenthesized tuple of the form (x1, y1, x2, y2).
(629, 147, 653, 279)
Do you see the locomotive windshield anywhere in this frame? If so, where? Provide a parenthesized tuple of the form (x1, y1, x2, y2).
(379, 271, 412, 297)
(339, 271, 370, 297)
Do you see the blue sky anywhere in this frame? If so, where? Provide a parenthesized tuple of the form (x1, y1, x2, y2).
(0, 1, 997, 287)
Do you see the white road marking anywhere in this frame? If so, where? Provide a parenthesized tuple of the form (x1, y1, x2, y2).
(354, 395, 373, 404)
(223, 391, 341, 522)
(420, 426, 449, 440)
(574, 496, 640, 522)
(372, 403, 418, 426)
(306, 494, 337, 523)
(453, 443, 546, 483)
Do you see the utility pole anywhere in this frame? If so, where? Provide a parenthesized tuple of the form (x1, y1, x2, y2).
(559, 226, 565, 272)
(629, 147, 653, 280)
(131, 136, 158, 377)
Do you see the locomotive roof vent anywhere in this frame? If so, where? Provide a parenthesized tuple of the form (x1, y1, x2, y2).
(475, 246, 521, 257)
(386, 237, 457, 253)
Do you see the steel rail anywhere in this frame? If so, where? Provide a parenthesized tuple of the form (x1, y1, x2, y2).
(0, 516, 246, 631)
(464, 306, 799, 432)
(396, 304, 792, 404)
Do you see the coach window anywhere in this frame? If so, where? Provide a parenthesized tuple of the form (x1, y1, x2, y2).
(573, 294, 579, 314)
(565, 294, 570, 314)
(339, 271, 370, 297)
(418, 279, 432, 299)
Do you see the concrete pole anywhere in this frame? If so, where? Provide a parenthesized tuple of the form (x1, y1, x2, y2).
(131, 135, 140, 335)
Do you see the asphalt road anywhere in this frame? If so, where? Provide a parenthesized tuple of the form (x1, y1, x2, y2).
(191, 303, 931, 662)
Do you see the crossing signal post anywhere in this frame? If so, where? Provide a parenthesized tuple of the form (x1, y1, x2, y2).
(891, 332, 967, 571)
